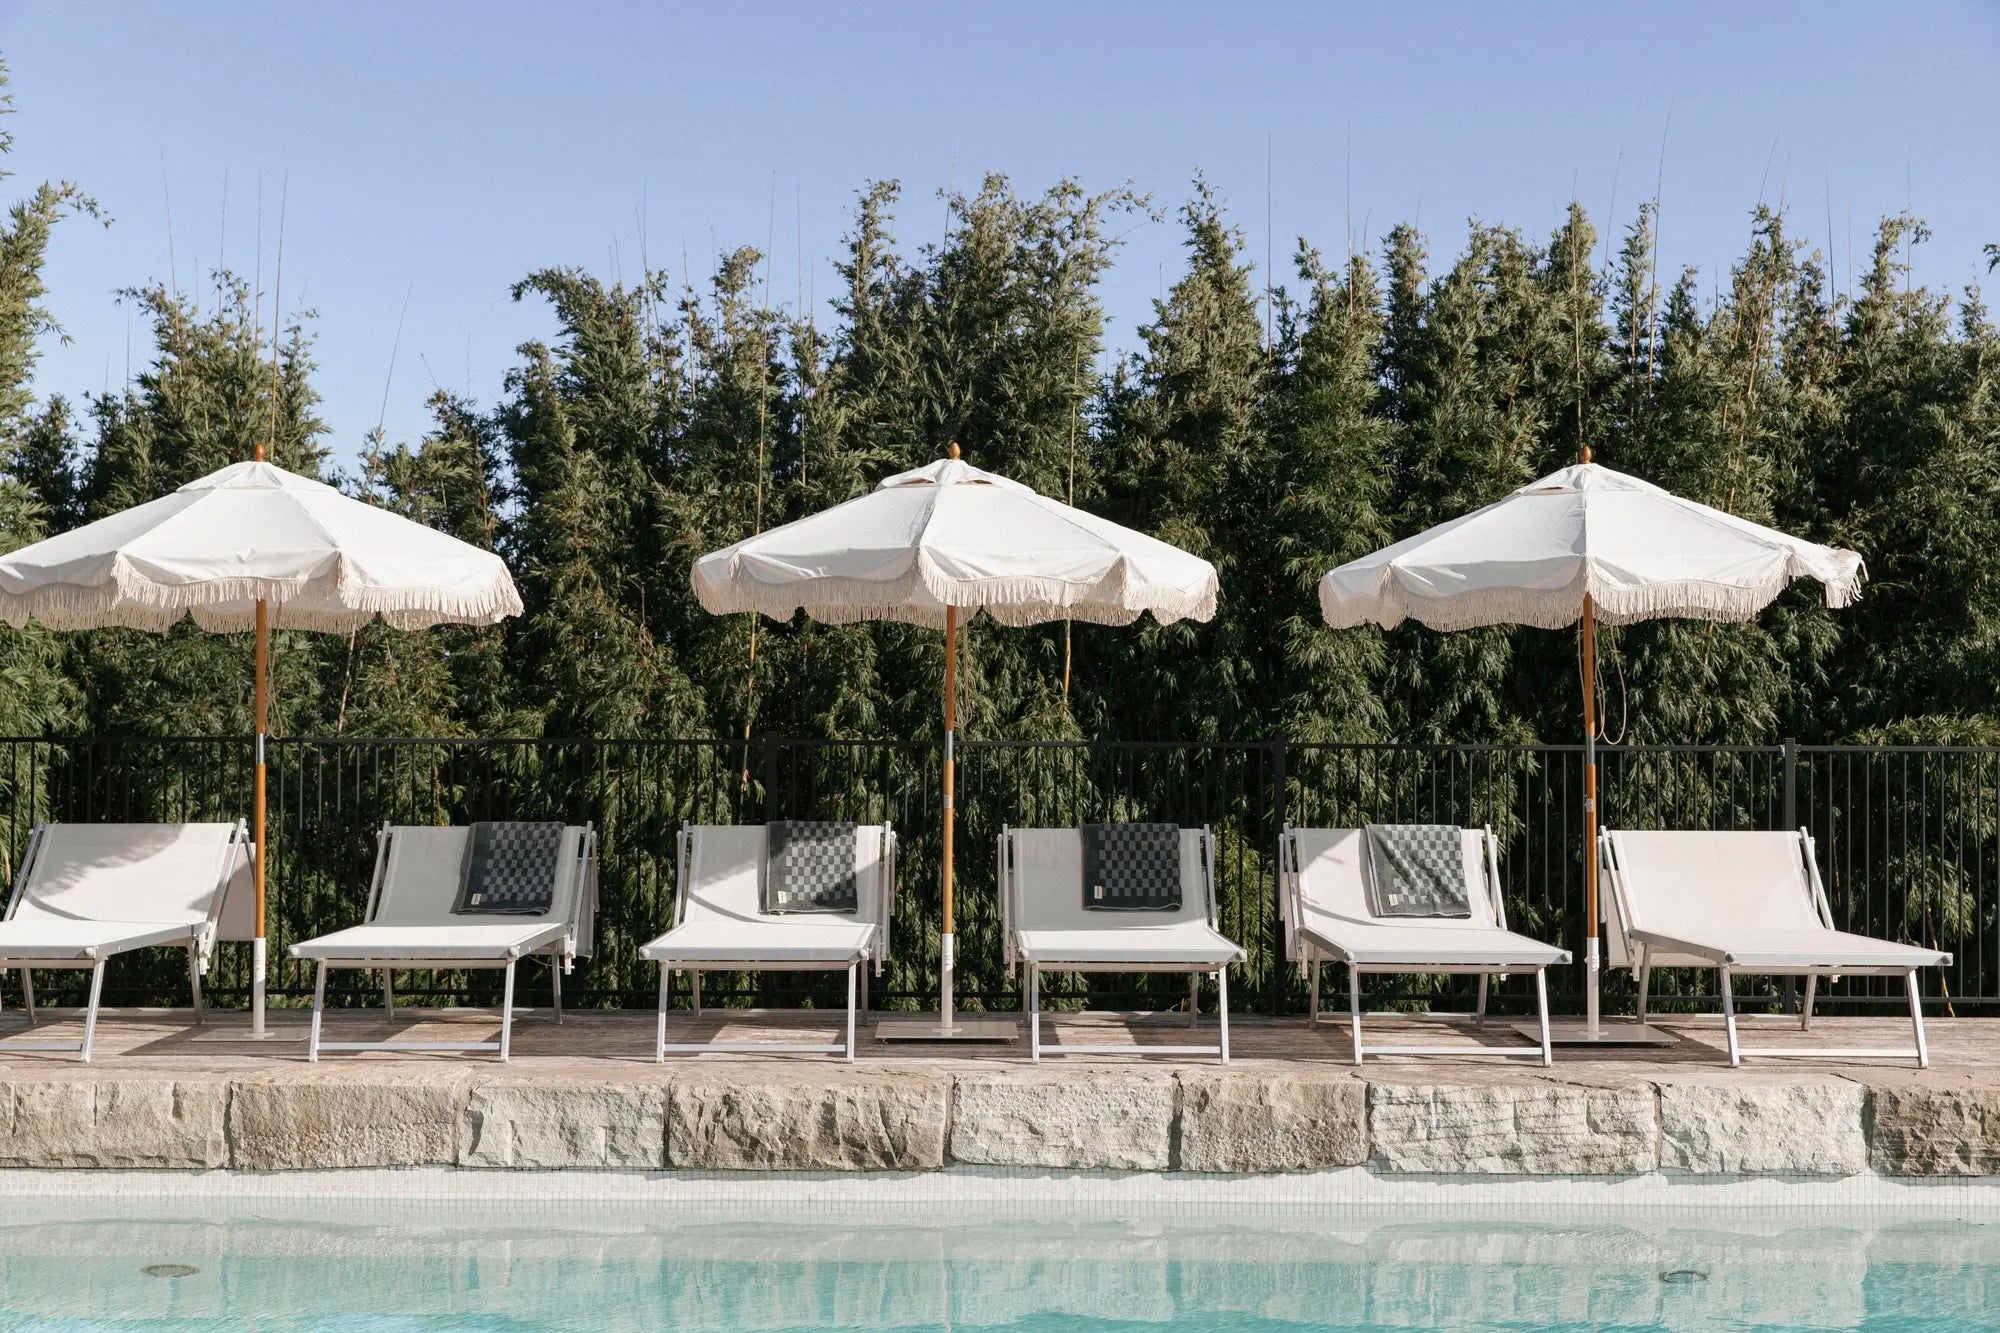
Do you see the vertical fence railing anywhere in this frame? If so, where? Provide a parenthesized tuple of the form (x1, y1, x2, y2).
(0, 736, 1990, 1014)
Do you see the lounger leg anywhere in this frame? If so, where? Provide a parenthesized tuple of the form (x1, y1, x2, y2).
(22, 968, 35, 1025)
(551, 957, 563, 1024)
(1802, 975, 1816, 1032)
(1309, 960, 1320, 1024)
(185, 940, 202, 1020)
(383, 969, 395, 1021)
(1720, 966, 1742, 1067)
(1475, 973, 1489, 1028)
(1534, 968, 1553, 1067)
(1348, 965, 1363, 1066)
(692, 971, 702, 1018)
(844, 963, 857, 1063)
(77, 956, 104, 1056)
(860, 965, 870, 1017)
(309, 962, 327, 1062)
(654, 969, 669, 1063)
(1907, 970, 1930, 1069)
(1216, 967, 1230, 1065)
(1636, 945, 1651, 1024)
(1029, 965, 1042, 1062)
(498, 959, 517, 1063)
(1188, 973, 1199, 1028)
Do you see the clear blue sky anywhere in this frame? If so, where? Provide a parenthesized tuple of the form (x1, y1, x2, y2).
(5, 1, 1997, 467)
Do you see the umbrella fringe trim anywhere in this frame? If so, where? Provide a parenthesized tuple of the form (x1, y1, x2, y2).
(0, 572, 523, 635)
(1321, 567, 1865, 632)
(695, 571, 1218, 629)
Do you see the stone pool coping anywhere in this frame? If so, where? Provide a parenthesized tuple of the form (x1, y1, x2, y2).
(1, 1010, 1996, 1184)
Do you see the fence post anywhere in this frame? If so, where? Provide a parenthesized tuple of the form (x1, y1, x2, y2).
(1781, 736, 1799, 1013)
(762, 737, 780, 824)
(1269, 739, 1288, 1013)
(1782, 737, 1798, 830)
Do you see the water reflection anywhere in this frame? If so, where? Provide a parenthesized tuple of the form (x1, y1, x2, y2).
(0, 1203, 1993, 1330)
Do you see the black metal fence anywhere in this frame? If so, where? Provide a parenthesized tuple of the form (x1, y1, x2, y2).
(0, 736, 1991, 1017)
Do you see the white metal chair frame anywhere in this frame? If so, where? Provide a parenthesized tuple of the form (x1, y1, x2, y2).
(653, 822, 897, 1062)
(1280, 824, 1558, 1067)
(305, 822, 598, 1063)
(0, 820, 249, 1062)
(1000, 824, 1236, 1063)
(1601, 826, 1942, 1068)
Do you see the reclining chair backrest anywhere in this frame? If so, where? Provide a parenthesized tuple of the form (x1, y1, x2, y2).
(674, 824, 895, 934)
(1000, 827, 1215, 938)
(7, 822, 249, 950)
(1281, 827, 1501, 962)
(1600, 829, 1828, 970)
(366, 824, 598, 956)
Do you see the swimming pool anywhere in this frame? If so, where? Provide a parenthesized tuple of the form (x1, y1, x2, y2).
(0, 1200, 1995, 1330)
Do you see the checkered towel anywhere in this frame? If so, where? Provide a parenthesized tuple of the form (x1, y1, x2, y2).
(1081, 823, 1183, 912)
(1363, 824, 1472, 918)
(453, 821, 566, 916)
(765, 820, 859, 914)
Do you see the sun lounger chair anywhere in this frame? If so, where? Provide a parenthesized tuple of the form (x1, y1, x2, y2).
(290, 822, 598, 1062)
(1600, 827, 1950, 1067)
(639, 822, 896, 1061)
(999, 825, 1244, 1062)
(1280, 825, 1568, 1065)
(0, 821, 252, 1060)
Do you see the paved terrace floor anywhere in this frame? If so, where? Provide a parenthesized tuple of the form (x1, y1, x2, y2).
(0, 1008, 1975, 1083)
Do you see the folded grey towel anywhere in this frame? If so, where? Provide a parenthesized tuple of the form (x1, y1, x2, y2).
(1363, 824, 1472, 918)
(765, 820, 859, 914)
(452, 821, 566, 916)
(1081, 823, 1183, 912)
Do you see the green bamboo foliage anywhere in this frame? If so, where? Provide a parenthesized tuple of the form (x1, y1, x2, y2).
(0, 53, 1995, 762)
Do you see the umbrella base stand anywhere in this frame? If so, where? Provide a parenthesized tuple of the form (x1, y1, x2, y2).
(190, 1021, 308, 1043)
(1517, 1019, 1676, 1046)
(874, 1015, 1020, 1043)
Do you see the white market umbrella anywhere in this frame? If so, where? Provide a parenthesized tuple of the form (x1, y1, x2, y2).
(693, 444, 1218, 1037)
(1319, 456, 1863, 1041)
(0, 459, 522, 1034)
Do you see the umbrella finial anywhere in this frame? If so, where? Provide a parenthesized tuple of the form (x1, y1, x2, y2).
(947, 441, 961, 460)
(1580, 444, 1592, 465)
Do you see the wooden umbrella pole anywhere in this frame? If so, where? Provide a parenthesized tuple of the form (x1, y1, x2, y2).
(941, 602, 958, 1030)
(1581, 592, 1600, 1038)
(1579, 439, 1600, 1037)
(252, 597, 270, 1037)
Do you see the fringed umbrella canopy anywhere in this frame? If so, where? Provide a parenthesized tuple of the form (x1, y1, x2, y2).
(691, 448, 1218, 1041)
(693, 456, 1218, 630)
(0, 461, 521, 632)
(1317, 458, 1864, 1047)
(0, 457, 522, 1039)
(1319, 463, 1863, 632)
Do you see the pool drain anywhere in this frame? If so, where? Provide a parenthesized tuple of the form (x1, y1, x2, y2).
(1658, 1269, 1707, 1284)
(141, 1264, 199, 1279)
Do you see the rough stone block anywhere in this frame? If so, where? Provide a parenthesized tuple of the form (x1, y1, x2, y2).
(1869, 1085, 2000, 1176)
(0, 1079, 227, 1168)
(1658, 1080, 1865, 1174)
(1177, 1071, 1367, 1173)
(229, 1074, 463, 1170)
(461, 1081, 666, 1168)
(1369, 1081, 1656, 1175)
(667, 1071, 948, 1171)
(950, 1071, 1175, 1170)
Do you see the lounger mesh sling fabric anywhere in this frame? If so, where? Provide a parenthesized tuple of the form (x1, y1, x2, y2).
(1281, 825, 1569, 1065)
(639, 823, 896, 1061)
(1600, 828, 1950, 1067)
(0, 822, 252, 1061)
(290, 823, 598, 1062)
(1000, 825, 1244, 1062)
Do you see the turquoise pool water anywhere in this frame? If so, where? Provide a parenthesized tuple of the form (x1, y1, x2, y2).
(0, 1204, 1994, 1330)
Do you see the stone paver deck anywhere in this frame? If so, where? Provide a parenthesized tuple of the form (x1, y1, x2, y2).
(0, 1010, 1991, 1176)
